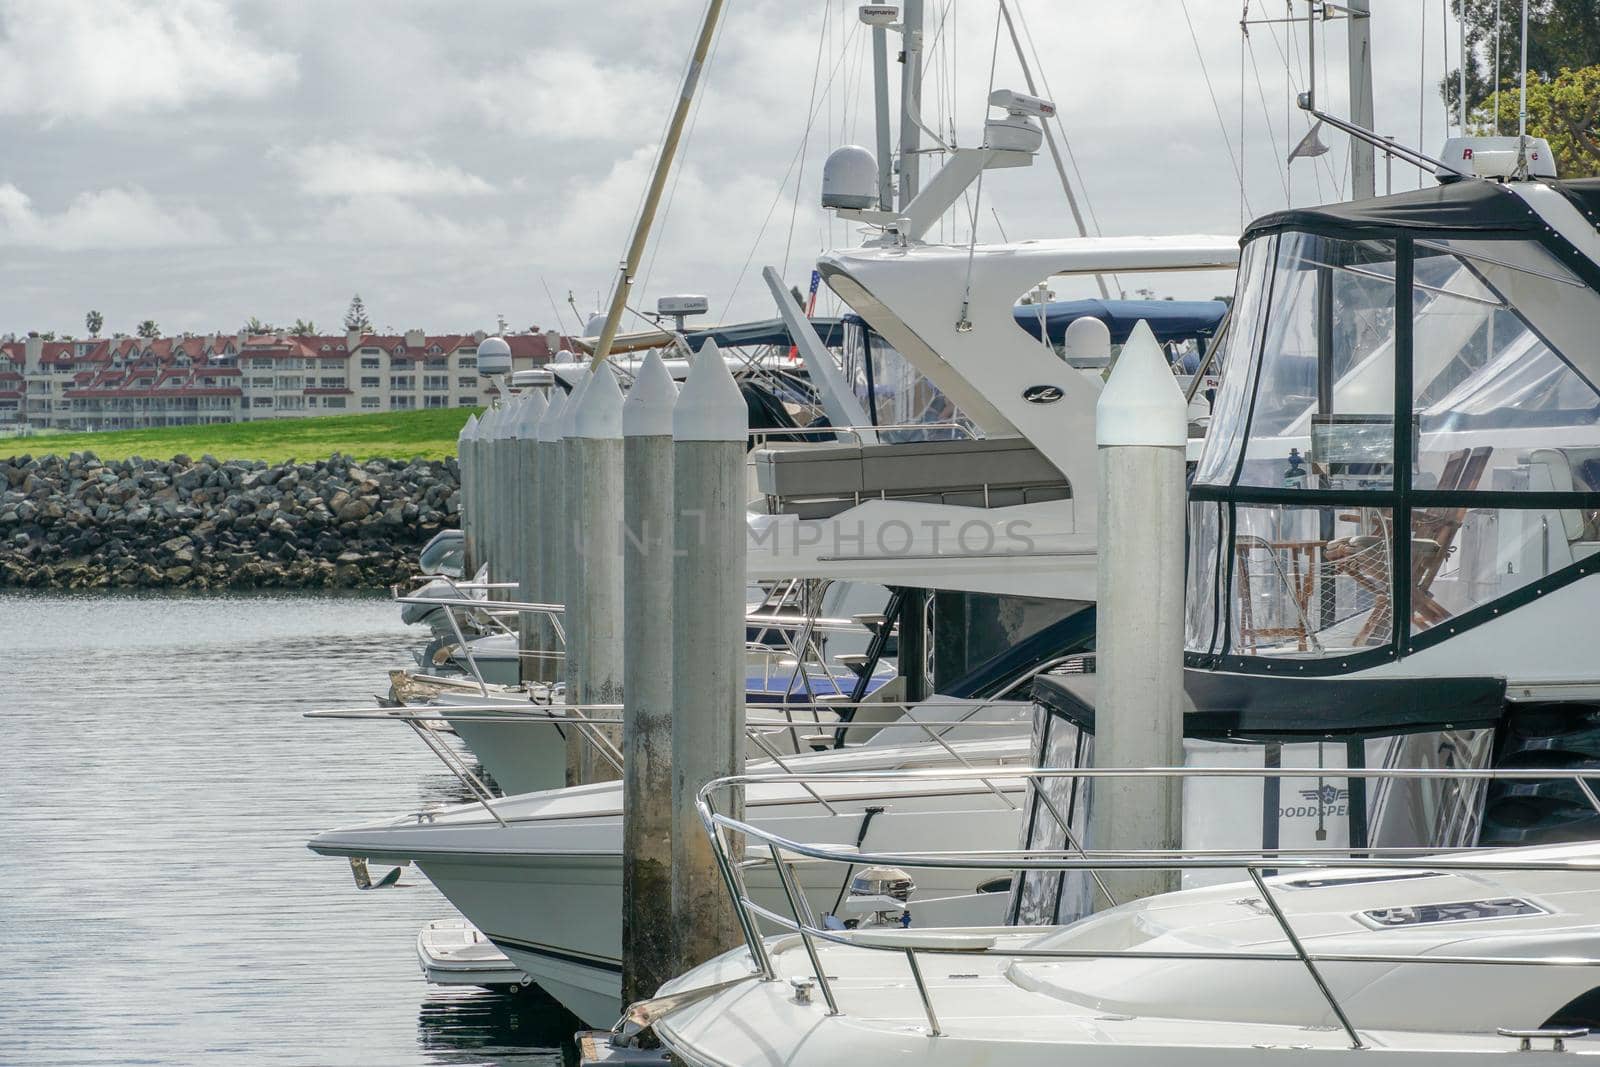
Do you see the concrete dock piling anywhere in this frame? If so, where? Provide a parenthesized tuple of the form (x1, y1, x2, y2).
(473, 402, 502, 587)
(572, 364, 626, 785)
(534, 389, 568, 685)
(513, 391, 548, 687)
(620, 351, 679, 1003)
(560, 367, 593, 786)
(490, 396, 521, 601)
(1089, 319, 1187, 905)
(670, 340, 749, 971)
(457, 413, 480, 576)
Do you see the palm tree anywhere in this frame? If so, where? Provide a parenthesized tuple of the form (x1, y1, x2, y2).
(137, 320, 160, 339)
(85, 310, 103, 337)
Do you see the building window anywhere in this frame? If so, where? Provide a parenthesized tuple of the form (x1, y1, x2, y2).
(457, 375, 477, 388)
(361, 396, 381, 409)
(457, 396, 477, 407)
(324, 397, 346, 409)
(392, 395, 415, 410)
(423, 375, 449, 391)
(425, 395, 447, 408)
(253, 396, 273, 408)
(389, 375, 415, 390)
(251, 357, 273, 369)
(319, 377, 346, 389)
(458, 356, 476, 368)
(360, 376, 379, 389)
(360, 357, 380, 369)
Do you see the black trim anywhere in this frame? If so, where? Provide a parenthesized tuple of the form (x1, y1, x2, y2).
(1035, 669, 1507, 740)
(1394, 238, 1415, 656)
(484, 933, 623, 974)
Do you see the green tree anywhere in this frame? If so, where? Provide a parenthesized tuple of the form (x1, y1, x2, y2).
(84, 309, 103, 337)
(343, 293, 371, 332)
(1472, 64, 1600, 176)
(137, 320, 160, 339)
(291, 318, 317, 335)
(1446, 0, 1600, 116)
(244, 316, 275, 335)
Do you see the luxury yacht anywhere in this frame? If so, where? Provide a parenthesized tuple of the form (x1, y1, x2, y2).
(637, 153, 1600, 1064)
(650, 834, 1600, 1064)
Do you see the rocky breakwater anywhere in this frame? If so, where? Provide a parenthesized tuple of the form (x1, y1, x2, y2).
(0, 452, 459, 590)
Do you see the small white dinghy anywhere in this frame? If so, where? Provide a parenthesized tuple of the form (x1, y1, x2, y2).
(416, 918, 532, 992)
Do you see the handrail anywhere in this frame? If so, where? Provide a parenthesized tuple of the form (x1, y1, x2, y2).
(749, 422, 978, 448)
(694, 764, 1600, 1049)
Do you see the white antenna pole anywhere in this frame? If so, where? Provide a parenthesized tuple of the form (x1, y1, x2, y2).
(1347, 0, 1376, 198)
(592, 0, 726, 367)
(1493, 0, 1502, 135)
(898, 0, 924, 208)
(1515, 0, 1530, 176)
(1458, 4, 1468, 130)
(871, 21, 894, 209)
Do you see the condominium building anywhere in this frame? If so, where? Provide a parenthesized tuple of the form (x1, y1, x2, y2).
(0, 327, 568, 432)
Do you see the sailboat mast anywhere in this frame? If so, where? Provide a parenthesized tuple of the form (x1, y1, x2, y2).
(897, 0, 924, 208)
(1346, 0, 1376, 198)
(591, 0, 727, 366)
(871, 19, 895, 210)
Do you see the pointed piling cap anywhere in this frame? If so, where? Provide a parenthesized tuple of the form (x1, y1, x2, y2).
(574, 362, 624, 439)
(556, 366, 592, 440)
(1096, 320, 1187, 448)
(536, 386, 567, 443)
(495, 395, 524, 439)
(623, 350, 679, 438)
(673, 340, 747, 442)
(511, 389, 547, 440)
(459, 412, 480, 443)
(476, 403, 500, 440)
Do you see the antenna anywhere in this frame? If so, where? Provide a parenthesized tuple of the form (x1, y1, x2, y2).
(1515, 0, 1530, 178)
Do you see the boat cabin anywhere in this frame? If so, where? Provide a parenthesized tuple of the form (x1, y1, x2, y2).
(1186, 177, 1600, 680)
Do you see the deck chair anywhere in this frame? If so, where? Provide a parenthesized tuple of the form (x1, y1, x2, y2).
(1410, 446, 1492, 627)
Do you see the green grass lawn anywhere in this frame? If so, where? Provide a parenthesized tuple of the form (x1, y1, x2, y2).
(0, 408, 479, 464)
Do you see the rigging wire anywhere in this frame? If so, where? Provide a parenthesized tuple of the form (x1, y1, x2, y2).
(639, 0, 731, 305)
(1244, 27, 1294, 200)
(955, 4, 1005, 331)
(1012, 2, 1105, 236)
(1179, 0, 1254, 220)
(783, 1, 834, 286)
(719, 19, 863, 318)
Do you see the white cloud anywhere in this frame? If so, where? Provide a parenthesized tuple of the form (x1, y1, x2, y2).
(313, 195, 496, 247)
(0, 184, 226, 249)
(469, 51, 668, 142)
(0, 0, 296, 122)
(280, 143, 495, 199)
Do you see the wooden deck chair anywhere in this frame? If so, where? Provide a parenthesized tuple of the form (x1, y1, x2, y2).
(1411, 446, 1492, 627)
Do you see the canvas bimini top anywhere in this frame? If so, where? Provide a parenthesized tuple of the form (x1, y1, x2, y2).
(1185, 175, 1600, 682)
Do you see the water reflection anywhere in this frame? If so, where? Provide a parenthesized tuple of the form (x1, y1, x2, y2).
(417, 988, 580, 1065)
(1, 592, 567, 1066)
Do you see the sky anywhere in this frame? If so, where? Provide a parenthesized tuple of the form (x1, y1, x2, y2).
(0, 0, 1471, 339)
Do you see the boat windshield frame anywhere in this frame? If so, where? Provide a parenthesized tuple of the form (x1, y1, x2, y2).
(1187, 195, 1600, 675)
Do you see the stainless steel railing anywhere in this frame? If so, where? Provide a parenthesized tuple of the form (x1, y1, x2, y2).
(305, 700, 1034, 824)
(695, 764, 1600, 1050)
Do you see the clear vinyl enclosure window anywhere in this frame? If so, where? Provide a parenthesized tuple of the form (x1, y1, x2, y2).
(842, 318, 974, 442)
(1188, 229, 1600, 662)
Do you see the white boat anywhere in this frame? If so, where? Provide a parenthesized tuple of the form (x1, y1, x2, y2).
(651, 837, 1600, 1064)
(415, 918, 532, 992)
(311, 729, 1035, 1027)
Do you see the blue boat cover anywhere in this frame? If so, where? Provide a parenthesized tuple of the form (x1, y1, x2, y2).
(682, 316, 846, 351)
(1012, 298, 1228, 345)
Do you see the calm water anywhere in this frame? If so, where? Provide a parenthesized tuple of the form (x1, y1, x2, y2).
(1, 592, 570, 1066)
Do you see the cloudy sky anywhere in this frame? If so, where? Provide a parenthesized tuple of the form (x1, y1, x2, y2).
(0, 0, 1465, 339)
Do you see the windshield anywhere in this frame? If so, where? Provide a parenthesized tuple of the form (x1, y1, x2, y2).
(1188, 230, 1600, 663)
